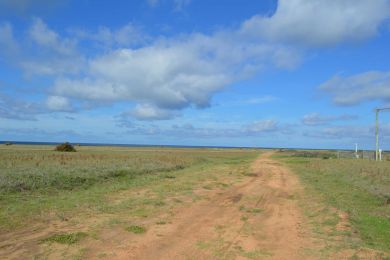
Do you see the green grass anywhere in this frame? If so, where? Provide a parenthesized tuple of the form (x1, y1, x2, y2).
(42, 232, 88, 245)
(276, 150, 390, 253)
(239, 205, 263, 214)
(0, 146, 196, 193)
(125, 225, 146, 234)
(240, 215, 248, 222)
(0, 145, 259, 230)
(0, 145, 260, 260)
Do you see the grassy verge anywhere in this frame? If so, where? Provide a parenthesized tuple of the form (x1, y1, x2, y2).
(275, 150, 390, 255)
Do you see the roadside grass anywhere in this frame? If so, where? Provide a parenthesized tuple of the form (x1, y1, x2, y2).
(276, 150, 390, 254)
(0, 145, 259, 259)
(0, 145, 258, 232)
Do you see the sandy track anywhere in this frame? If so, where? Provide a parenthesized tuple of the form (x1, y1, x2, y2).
(105, 152, 315, 259)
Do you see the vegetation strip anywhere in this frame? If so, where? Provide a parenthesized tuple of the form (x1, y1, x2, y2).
(276, 150, 390, 254)
(0, 145, 258, 231)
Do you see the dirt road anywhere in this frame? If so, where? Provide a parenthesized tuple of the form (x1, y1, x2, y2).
(105, 152, 316, 259)
(3, 152, 387, 259)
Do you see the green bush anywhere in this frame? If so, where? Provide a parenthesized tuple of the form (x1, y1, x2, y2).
(55, 142, 76, 152)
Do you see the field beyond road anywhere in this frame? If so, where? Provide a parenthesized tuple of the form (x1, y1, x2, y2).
(0, 145, 389, 259)
(275, 150, 390, 259)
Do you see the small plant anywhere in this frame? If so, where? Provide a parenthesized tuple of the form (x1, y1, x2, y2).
(4, 142, 13, 146)
(239, 205, 263, 214)
(202, 184, 213, 190)
(240, 215, 248, 222)
(126, 225, 146, 234)
(162, 174, 176, 179)
(42, 232, 88, 244)
(384, 194, 390, 205)
(55, 142, 77, 152)
(249, 208, 263, 213)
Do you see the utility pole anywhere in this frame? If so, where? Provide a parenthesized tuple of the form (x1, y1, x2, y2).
(355, 143, 358, 159)
(375, 108, 390, 161)
(376, 109, 379, 161)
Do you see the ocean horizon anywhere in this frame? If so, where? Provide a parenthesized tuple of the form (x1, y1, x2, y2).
(0, 140, 366, 152)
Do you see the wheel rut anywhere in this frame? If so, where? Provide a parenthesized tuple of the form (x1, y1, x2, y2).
(109, 152, 317, 259)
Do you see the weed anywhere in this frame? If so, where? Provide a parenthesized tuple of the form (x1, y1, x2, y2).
(107, 218, 122, 226)
(239, 248, 272, 259)
(249, 208, 263, 213)
(126, 225, 146, 234)
(239, 205, 263, 214)
(196, 240, 211, 249)
(42, 232, 88, 244)
(241, 215, 248, 222)
(162, 175, 176, 179)
(202, 184, 213, 190)
(243, 173, 258, 177)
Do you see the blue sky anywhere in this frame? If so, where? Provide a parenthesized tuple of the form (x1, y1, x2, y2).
(1, 0, 390, 149)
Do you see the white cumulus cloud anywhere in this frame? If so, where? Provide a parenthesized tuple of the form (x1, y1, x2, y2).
(241, 0, 390, 47)
(3, 0, 390, 121)
(18, 18, 85, 76)
(51, 30, 300, 113)
(29, 17, 75, 55)
(320, 71, 390, 105)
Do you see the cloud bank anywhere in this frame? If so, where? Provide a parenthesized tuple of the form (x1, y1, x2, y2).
(1, 0, 390, 123)
(302, 113, 358, 126)
(241, 0, 390, 47)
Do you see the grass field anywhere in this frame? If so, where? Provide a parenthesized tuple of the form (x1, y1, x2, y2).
(0, 145, 258, 231)
(2, 145, 389, 259)
(0, 145, 199, 193)
(275, 150, 390, 255)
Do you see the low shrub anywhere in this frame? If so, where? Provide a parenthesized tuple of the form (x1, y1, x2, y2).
(291, 151, 336, 159)
(55, 142, 76, 152)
